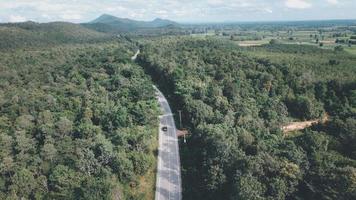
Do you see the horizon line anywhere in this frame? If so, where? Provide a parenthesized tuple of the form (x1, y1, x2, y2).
(1, 17, 356, 25)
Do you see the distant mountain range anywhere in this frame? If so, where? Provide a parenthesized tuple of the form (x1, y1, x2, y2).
(83, 14, 180, 32)
(1, 14, 355, 49)
(0, 14, 181, 49)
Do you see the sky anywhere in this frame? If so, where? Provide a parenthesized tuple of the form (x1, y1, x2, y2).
(0, 0, 355, 23)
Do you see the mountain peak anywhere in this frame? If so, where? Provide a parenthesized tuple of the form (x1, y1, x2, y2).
(88, 14, 179, 32)
(91, 14, 119, 23)
(151, 18, 177, 26)
(100, 14, 114, 18)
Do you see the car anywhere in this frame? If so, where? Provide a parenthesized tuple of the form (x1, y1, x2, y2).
(161, 126, 168, 132)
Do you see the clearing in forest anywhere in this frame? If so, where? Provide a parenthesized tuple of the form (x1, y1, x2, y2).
(282, 115, 329, 135)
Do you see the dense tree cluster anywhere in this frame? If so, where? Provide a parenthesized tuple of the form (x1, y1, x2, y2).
(138, 37, 356, 200)
(0, 41, 159, 199)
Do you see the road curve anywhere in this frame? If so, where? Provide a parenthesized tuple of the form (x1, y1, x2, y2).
(154, 86, 182, 200)
(131, 49, 140, 61)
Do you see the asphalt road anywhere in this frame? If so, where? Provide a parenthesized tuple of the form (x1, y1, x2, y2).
(154, 86, 182, 200)
(131, 49, 140, 61)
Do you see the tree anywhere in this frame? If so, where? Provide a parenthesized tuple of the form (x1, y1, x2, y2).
(111, 152, 134, 182)
(205, 164, 226, 192)
(41, 142, 57, 162)
(285, 95, 324, 120)
(14, 130, 36, 163)
(79, 177, 115, 200)
(232, 174, 266, 200)
(269, 39, 278, 45)
(9, 168, 36, 199)
(15, 114, 35, 131)
(334, 45, 344, 52)
(76, 148, 100, 176)
(49, 165, 81, 199)
(56, 117, 73, 136)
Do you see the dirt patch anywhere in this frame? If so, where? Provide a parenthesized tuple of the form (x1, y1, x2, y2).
(237, 40, 269, 47)
(320, 40, 335, 44)
(238, 43, 264, 47)
(282, 114, 329, 135)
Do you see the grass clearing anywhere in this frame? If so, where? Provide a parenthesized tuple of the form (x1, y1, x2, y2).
(345, 46, 356, 55)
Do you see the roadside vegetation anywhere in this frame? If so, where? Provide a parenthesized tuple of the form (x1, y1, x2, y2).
(0, 39, 159, 199)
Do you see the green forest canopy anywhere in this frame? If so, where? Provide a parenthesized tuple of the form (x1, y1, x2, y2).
(138, 37, 356, 200)
(0, 40, 159, 199)
(0, 20, 356, 200)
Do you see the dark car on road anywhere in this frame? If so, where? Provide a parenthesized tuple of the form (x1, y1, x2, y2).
(161, 126, 168, 132)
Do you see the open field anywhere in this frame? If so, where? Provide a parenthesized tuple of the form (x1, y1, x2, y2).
(209, 28, 356, 56)
(345, 45, 356, 55)
(236, 39, 270, 46)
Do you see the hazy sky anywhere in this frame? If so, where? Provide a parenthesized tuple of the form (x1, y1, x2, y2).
(0, 0, 355, 23)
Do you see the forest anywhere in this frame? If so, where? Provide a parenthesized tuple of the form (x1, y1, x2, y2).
(1, 17, 356, 200)
(0, 39, 159, 199)
(138, 37, 356, 200)
(0, 22, 113, 50)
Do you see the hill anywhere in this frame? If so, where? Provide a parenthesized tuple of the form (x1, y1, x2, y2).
(84, 14, 179, 32)
(0, 21, 112, 50)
